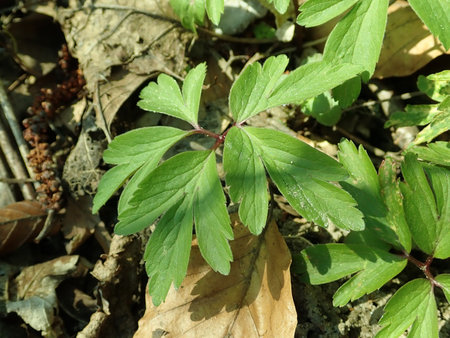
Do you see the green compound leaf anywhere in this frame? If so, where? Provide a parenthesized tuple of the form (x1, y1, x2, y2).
(294, 244, 405, 286)
(413, 108, 450, 145)
(400, 154, 445, 256)
(323, 0, 389, 80)
(193, 151, 233, 274)
(385, 104, 440, 128)
(386, 71, 450, 144)
(229, 55, 289, 123)
(332, 76, 361, 109)
(229, 57, 362, 123)
(138, 63, 206, 126)
(170, 0, 205, 32)
(378, 158, 412, 253)
(223, 127, 268, 235)
(417, 70, 450, 103)
(268, 61, 363, 108)
(266, 0, 290, 14)
(116, 151, 211, 235)
(93, 127, 188, 213)
(409, 142, 450, 166)
(423, 165, 450, 259)
(295, 243, 406, 307)
(206, 0, 223, 25)
(301, 91, 342, 126)
(144, 197, 193, 306)
(245, 127, 364, 231)
(297, 0, 359, 27)
(332, 253, 406, 307)
(408, 0, 450, 50)
(338, 140, 404, 249)
(435, 274, 450, 303)
(377, 279, 438, 338)
(119, 150, 232, 305)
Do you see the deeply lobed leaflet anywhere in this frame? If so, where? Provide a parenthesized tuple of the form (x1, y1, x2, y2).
(93, 56, 365, 305)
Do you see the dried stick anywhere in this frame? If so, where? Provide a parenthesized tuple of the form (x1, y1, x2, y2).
(0, 80, 35, 179)
(0, 79, 35, 199)
(0, 157, 15, 204)
(0, 116, 35, 199)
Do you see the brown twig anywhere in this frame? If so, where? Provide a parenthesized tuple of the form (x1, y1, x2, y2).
(0, 80, 36, 180)
(0, 109, 35, 199)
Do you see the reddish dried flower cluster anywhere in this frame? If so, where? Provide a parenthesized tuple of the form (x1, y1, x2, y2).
(23, 44, 85, 210)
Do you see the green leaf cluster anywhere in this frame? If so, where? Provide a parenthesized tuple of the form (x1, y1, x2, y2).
(170, 0, 224, 30)
(386, 70, 450, 145)
(294, 140, 450, 337)
(94, 56, 365, 305)
(295, 0, 449, 126)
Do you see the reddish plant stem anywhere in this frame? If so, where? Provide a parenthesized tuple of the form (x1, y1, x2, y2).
(192, 125, 233, 150)
(401, 251, 442, 288)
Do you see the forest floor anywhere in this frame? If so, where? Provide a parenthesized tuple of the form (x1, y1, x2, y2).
(0, 1, 449, 337)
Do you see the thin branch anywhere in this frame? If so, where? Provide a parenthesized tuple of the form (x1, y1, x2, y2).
(0, 92, 35, 199)
(0, 177, 36, 183)
(0, 80, 36, 180)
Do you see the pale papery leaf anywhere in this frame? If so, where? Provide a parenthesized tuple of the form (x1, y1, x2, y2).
(134, 215, 297, 337)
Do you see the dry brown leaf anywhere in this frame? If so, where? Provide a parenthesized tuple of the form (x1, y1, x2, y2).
(0, 201, 48, 255)
(374, 1, 448, 78)
(6, 255, 90, 337)
(62, 196, 103, 254)
(134, 215, 297, 338)
(55, 0, 187, 91)
(94, 69, 152, 130)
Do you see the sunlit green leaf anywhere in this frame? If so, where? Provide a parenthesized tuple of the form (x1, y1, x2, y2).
(266, 0, 290, 14)
(205, 0, 223, 25)
(333, 256, 406, 306)
(385, 104, 440, 128)
(245, 127, 364, 230)
(409, 142, 450, 166)
(377, 279, 438, 338)
(417, 70, 450, 103)
(413, 109, 450, 145)
(170, 0, 205, 31)
(400, 154, 439, 255)
(295, 244, 405, 297)
(193, 152, 233, 274)
(297, 0, 359, 27)
(301, 91, 342, 126)
(268, 61, 363, 108)
(338, 140, 398, 247)
(93, 127, 188, 213)
(378, 157, 412, 252)
(229, 55, 289, 123)
(423, 165, 450, 259)
(145, 197, 193, 306)
(138, 63, 206, 126)
(408, 0, 450, 50)
(118, 150, 233, 305)
(223, 127, 268, 234)
(435, 274, 450, 303)
(323, 0, 389, 80)
(332, 76, 361, 109)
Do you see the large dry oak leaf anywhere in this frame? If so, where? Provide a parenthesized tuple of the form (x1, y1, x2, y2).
(134, 215, 297, 337)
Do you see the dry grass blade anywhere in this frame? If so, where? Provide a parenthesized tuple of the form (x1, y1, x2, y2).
(0, 200, 48, 255)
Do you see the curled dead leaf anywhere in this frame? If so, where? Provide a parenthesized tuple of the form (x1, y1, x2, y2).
(0, 201, 50, 255)
(5, 255, 90, 337)
(134, 215, 297, 337)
